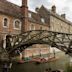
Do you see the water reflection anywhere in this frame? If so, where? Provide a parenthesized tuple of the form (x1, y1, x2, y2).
(0, 52, 70, 72)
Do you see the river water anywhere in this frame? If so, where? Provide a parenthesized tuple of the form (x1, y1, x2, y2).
(0, 52, 70, 72)
(10, 52, 70, 72)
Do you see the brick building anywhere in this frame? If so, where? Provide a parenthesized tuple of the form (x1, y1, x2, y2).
(0, 0, 72, 59)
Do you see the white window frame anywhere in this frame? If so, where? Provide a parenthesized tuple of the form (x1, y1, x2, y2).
(3, 17, 9, 28)
(13, 19, 21, 30)
(41, 18, 45, 23)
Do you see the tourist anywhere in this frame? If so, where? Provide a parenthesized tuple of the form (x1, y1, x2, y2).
(2, 62, 8, 72)
(2, 61, 12, 72)
(8, 62, 12, 72)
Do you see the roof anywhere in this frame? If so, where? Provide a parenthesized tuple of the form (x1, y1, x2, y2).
(0, 0, 22, 18)
(29, 5, 72, 26)
(0, 0, 72, 25)
(28, 6, 50, 26)
(44, 6, 72, 25)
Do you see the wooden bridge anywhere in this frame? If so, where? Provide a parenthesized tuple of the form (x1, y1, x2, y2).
(1, 30, 72, 61)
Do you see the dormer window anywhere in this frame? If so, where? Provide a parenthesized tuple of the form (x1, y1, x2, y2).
(28, 13, 32, 18)
(14, 19, 21, 30)
(3, 17, 8, 28)
(41, 18, 45, 23)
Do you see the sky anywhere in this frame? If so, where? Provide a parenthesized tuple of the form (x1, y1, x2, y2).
(7, 0, 72, 22)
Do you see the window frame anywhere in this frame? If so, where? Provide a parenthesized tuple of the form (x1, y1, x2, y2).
(30, 24, 35, 30)
(41, 18, 45, 23)
(13, 19, 21, 30)
(3, 17, 9, 28)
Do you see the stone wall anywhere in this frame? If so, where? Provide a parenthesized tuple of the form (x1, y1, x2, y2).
(27, 21, 49, 31)
(50, 15, 71, 33)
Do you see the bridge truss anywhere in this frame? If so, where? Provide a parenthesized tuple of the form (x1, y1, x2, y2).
(1, 30, 72, 61)
(5, 30, 72, 56)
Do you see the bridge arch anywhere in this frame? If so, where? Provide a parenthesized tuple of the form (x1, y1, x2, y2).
(5, 30, 72, 56)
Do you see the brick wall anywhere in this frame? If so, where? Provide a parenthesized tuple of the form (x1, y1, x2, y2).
(0, 13, 21, 35)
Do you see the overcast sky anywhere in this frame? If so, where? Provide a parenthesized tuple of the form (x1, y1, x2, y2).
(7, 0, 72, 22)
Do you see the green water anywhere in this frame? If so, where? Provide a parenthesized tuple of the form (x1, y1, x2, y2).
(10, 52, 70, 72)
(10, 58, 69, 72)
(0, 52, 70, 72)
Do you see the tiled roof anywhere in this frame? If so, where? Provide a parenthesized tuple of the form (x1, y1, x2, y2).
(0, 0, 22, 18)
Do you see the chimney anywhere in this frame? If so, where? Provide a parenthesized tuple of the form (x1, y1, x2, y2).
(35, 7, 39, 13)
(21, 0, 28, 33)
(51, 5, 56, 13)
(61, 14, 66, 19)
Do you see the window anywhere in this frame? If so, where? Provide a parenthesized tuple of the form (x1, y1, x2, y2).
(61, 23, 63, 32)
(30, 24, 35, 30)
(14, 19, 21, 30)
(3, 18, 8, 27)
(41, 18, 45, 23)
(28, 13, 31, 18)
(40, 27, 42, 30)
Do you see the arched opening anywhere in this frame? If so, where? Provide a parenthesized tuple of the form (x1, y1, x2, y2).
(13, 42, 61, 64)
